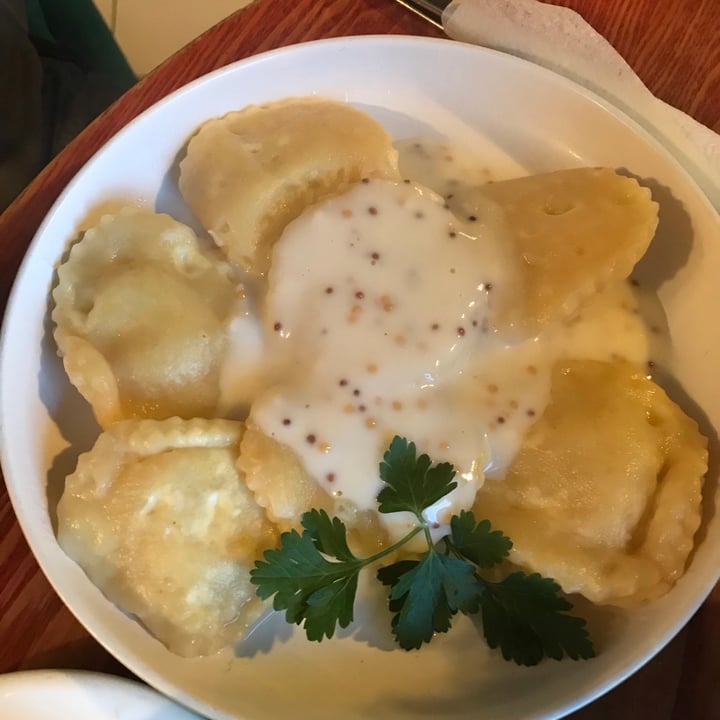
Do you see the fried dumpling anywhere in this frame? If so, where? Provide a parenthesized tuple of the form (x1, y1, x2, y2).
(238, 423, 388, 555)
(52, 208, 237, 427)
(449, 168, 658, 336)
(179, 97, 400, 274)
(473, 359, 707, 606)
(57, 417, 277, 656)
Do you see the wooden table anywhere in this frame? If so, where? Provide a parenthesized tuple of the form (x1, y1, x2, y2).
(0, 0, 718, 717)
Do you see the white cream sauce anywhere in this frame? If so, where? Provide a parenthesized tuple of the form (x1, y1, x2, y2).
(218, 140, 656, 540)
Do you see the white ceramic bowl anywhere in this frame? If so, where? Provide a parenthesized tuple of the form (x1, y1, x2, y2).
(1, 36, 719, 720)
(0, 670, 200, 720)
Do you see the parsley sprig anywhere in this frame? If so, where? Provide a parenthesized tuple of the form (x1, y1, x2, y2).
(250, 436, 595, 665)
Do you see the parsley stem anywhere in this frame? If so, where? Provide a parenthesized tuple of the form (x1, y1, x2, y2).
(421, 523, 434, 549)
(358, 524, 425, 569)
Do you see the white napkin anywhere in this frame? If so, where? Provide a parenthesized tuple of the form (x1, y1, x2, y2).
(442, 0, 720, 211)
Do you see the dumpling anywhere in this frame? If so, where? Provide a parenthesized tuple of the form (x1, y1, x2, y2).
(52, 208, 237, 427)
(57, 417, 277, 656)
(449, 168, 658, 336)
(238, 423, 388, 555)
(178, 97, 400, 274)
(473, 359, 707, 606)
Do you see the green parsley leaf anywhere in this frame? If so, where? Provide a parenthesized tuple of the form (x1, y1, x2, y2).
(378, 552, 483, 649)
(302, 574, 360, 641)
(250, 516, 362, 639)
(301, 508, 356, 561)
(251, 436, 594, 665)
(449, 510, 512, 568)
(377, 436, 457, 517)
(480, 572, 596, 665)
(378, 551, 474, 650)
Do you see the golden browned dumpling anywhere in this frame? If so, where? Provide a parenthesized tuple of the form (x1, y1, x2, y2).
(474, 360, 707, 606)
(178, 97, 400, 274)
(449, 168, 658, 336)
(52, 208, 237, 427)
(238, 423, 388, 555)
(57, 417, 277, 657)
(238, 422, 335, 531)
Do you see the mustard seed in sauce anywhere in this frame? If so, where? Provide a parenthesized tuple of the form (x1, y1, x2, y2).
(415, 211, 425, 219)
(431, 323, 439, 330)
(273, 322, 282, 332)
(325, 286, 334, 294)
(365, 418, 377, 429)
(367, 363, 378, 374)
(326, 472, 336, 482)
(457, 326, 466, 336)
(341, 208, 353, 218)
(368, 206, 378, 216)
(371, 252, 380, 260)
(403, 178, 411, 184)
(353, 388, 361, 396)
(358, 404, 367, 412)
(355, 290, 365, 299)
(361, 178, 370, 184)
(306, 434, 316, 444)
(282, 418, 291, 426)
(468, 215, 477, 222)
(339, 378, 348, 387)
(527, 409, 536, 417)
(497, 416, 506, 424)
(448, 230, 457, 238)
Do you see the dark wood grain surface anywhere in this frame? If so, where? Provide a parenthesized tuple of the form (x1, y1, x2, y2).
(0, 0, 718, 718)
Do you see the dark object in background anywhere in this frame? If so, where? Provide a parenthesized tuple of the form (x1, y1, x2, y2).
(0, 0, 136, 212)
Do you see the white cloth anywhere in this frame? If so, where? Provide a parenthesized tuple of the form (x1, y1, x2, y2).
(442, 0, 720, 210)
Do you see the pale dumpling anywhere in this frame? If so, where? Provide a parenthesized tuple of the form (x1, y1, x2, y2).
(474, 360, 707, 606)
(179, 97, 400, 274)
(52, 208, 237, 427)
(450, 168, 659, 336)
(57, 417, 277, 657)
